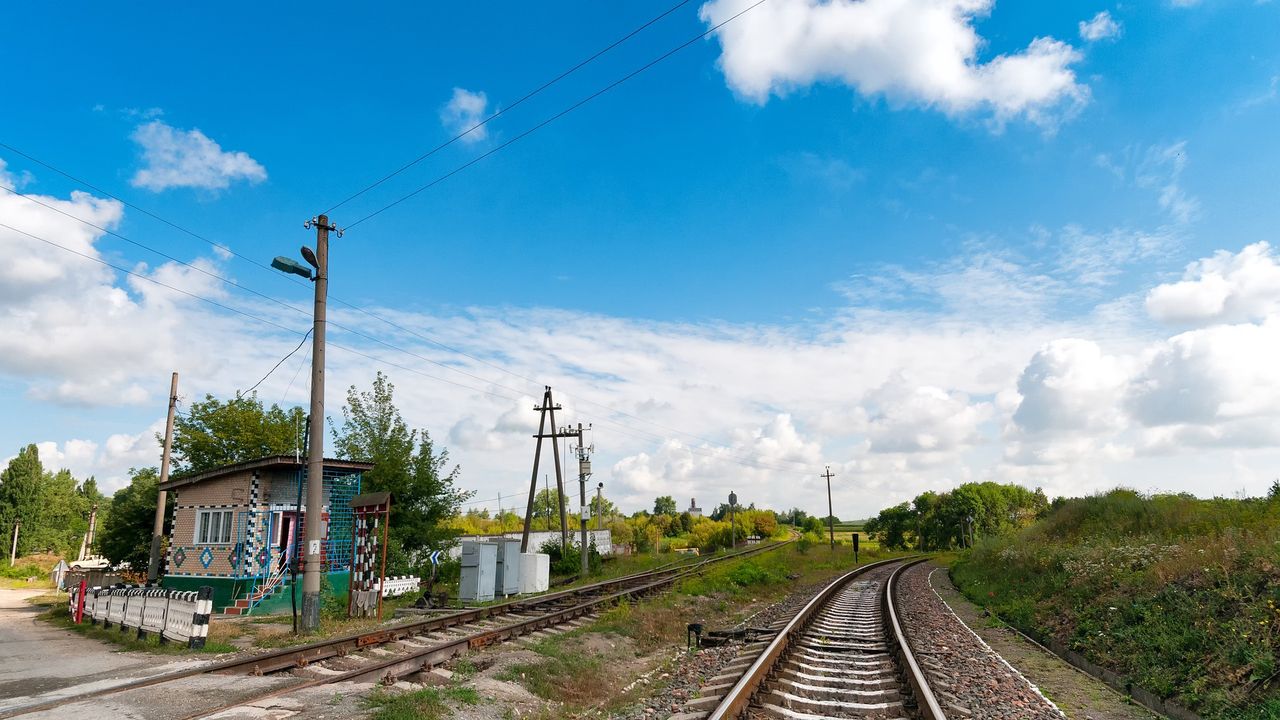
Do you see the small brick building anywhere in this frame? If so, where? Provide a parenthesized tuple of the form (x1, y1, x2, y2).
(159, 455, 373, 614)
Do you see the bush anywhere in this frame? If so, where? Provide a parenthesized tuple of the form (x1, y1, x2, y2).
(0, 563, 45, 579)
(538, 539, 602, 576)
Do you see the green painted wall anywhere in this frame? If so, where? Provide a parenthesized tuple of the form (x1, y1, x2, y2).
(161, 576, 239, 609)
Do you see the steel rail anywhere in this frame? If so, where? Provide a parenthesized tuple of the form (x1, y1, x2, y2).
(886, 558, 948, 720)
(0, 541, 787, 719)
(176, 543, 789, 719)
(704, 556, 907, 720)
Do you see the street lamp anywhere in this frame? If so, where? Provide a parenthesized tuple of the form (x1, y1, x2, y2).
(273, 215, 336, 633)
(728, 491, 737, 549)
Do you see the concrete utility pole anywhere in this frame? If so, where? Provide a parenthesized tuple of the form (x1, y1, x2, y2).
(301, 215, 334, 633)
(148, 371, 179, 584)
(9, 520, 19, 566)
(520, 388, 572, 553)
(574, 423, 593, 577)
(78, 504, 98, 562)
(822, 465, 836, 550)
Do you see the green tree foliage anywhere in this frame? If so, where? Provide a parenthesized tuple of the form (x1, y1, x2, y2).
(653, 495, 677, 516)
(171, 393, 305, 474)
(331, 372, 473, 573)
(529, 487, 565, 531)
(865, 482, 1050, 550)
(0, 444, 102, 558)
(96, 468, 170, 569)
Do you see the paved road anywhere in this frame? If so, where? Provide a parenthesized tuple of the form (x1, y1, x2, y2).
(0, 587, 207, 713)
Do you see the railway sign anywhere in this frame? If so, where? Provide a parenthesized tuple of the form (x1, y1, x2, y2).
(429, 550, 443, 565)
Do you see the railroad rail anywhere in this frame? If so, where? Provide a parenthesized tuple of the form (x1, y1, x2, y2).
(1, 540, 788, 720)
(681, 557, 944, 720)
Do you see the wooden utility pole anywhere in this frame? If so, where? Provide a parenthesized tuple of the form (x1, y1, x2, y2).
(301, 215, 334, 633)
(822, 466, 836, 550)
(148, 371, 179, 584)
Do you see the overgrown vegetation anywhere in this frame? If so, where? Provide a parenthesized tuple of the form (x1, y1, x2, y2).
(865, 481, 1049, 550)
(951, 488, 1280, 720)
(364, 683, 479, 720)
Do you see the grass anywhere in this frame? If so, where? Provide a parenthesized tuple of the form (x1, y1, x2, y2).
(364, 684, 479, 720)
(38, 603, 238, 654)
(499, 542, 912, 715)
(951, 489, 1280, 720)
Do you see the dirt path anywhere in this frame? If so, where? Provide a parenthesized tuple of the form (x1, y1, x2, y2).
(927, 564, 1162, 720)
(0, 587, 208, 712)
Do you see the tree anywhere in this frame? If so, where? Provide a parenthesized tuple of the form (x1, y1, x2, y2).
(171, 394, 305, 474)
(864, 503, 914, 550)
(332, 372, 473, 572)
(531, 488, 564, 531)
(653, 495, 677, 516)
(98, 468, 169, 570)
(0, 445, 46, 556)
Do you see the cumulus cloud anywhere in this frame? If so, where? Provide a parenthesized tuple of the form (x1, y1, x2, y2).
(130, 120, 267, 192)
(699, 0, 1087, 127)
(1078, 11, 1121, 42)
(439, 88, 490, 143)
(1146, 242, 1280, 324)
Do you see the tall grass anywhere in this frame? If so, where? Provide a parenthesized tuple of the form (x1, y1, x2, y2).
(953, 489, 1280, 720)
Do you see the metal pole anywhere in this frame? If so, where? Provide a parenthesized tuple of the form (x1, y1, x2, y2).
(823, 465, 836, 551)
(148, 371, 179, 584)
(595, 484, 603, 530)
(301, 215, 331, 633)
(577, 423, 589, 578)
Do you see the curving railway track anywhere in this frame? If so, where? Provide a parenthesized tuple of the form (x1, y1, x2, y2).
(1, 541, 787, 720)
(671, 557, 945, 720)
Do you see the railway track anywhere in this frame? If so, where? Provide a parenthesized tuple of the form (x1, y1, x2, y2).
(1, 540, 788, 720)
(670, 557, 945, 720)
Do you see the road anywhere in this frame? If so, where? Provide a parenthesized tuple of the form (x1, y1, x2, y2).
(0, 587, 207, 713)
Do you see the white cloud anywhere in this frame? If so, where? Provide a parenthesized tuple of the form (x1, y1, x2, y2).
(1145, 242, 1280, 324)
(439, 88, 490, 143)
(699, 0, 1088, 127)
(1078, 11, 1122, 42)
(130, 120, 267, 192)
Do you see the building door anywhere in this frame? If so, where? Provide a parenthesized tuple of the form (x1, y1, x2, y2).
(277, 512, 296, 570)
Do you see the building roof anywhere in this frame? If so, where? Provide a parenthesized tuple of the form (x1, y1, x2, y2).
(159, 455, 375, 491)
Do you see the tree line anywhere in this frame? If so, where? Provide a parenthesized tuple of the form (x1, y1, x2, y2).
(863, 481, 1049, 550)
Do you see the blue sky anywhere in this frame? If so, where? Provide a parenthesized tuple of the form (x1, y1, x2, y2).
(3, 1, 1280, 517)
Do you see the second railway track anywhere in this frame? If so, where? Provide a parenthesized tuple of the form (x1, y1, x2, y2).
(1, 541, 787, 720)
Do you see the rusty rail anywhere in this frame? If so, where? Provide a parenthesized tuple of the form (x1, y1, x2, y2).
(886, 558, 947, 719)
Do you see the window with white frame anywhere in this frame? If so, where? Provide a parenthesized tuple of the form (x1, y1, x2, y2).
(195, 509, 234, 545)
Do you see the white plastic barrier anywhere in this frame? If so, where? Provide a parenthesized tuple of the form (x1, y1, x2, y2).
(76, 585, 213, 649)
(376, 575, 421, 598)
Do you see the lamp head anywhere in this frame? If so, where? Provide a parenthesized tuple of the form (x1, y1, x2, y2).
(300, 245, 319, 269)
(271, 256, 312, 280)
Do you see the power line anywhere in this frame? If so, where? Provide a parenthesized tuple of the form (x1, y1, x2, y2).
(322, 0, 695, 216)
(342, 0, 773, 230)
(0, 220, 305, 337)
(244, 328, 312, 396)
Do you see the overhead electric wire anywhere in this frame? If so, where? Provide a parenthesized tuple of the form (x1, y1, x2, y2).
(244, 328, 312, 396)
(341, 0, 773, 230)
(0, 148, 808, 472)
(0, 220, 305, 338)
(321, 0, 696, 216)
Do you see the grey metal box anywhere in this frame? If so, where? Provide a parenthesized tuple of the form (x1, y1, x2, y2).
(458, 540, 497, 602)
(492, 539, 521, 596)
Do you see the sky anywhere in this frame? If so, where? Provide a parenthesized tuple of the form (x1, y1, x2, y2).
(2, 0, 1280, 520)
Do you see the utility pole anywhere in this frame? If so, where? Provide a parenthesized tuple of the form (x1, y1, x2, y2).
(9, 520, 18, 566)
(574, 423, 593, 577)
(148, 371, 179, 585)
(822, 466, 836, 551)
(520, 388, 572, 553)
(301, 215, 333, 633)
(78, 504, 98, 562)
